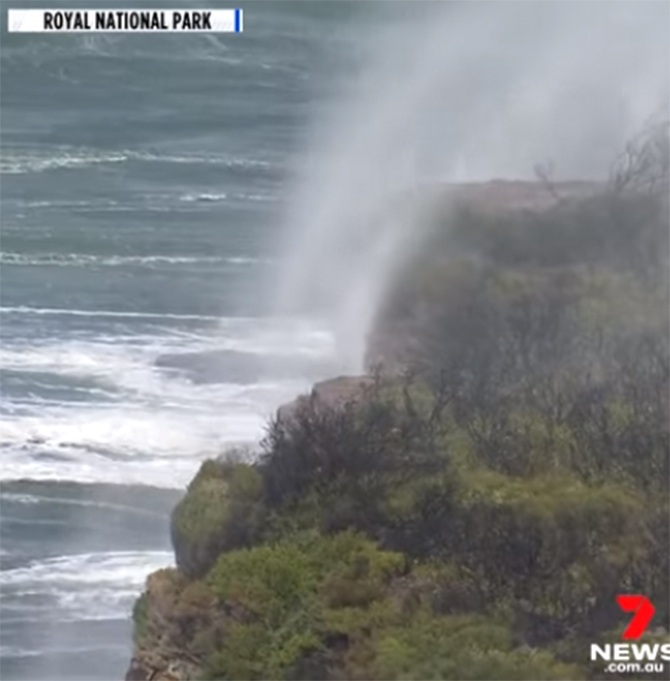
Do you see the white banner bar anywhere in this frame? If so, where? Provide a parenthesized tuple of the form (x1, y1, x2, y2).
(7, 8, 243, 33)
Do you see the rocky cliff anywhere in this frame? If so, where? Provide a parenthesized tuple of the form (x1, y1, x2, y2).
(125, 376, 376, 681)
(125, 168, 669, 681)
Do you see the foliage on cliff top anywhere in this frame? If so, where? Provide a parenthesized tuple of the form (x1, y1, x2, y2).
(201, 532, 582, 681)
(172, 457, 265, 578)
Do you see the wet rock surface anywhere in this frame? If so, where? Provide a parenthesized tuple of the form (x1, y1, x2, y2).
(155, 349, 337, 385)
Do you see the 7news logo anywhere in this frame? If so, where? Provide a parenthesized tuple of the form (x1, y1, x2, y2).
(591, 595, 669, 675)
(618, 595, 656, 641)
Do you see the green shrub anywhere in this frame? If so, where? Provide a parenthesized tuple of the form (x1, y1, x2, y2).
(131, 592, 149, 644)
(171, 460, 265, 578)
(204, 532, 406, 680)
(343, 611, 583, 680)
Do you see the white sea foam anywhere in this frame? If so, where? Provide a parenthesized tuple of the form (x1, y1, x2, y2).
(0, 320, 334, 488)
(2, 550, 172, 587)
(0, 147, 277, 175)
(1, 305, 224, 321)
(1, 550, 173, 622)
(0, 404, 267, 489)
(20, 199, 119, 209)
(2, 492, 167, 518)
(178, 191, 229, 202)
(0, 252, 270, 267)
(0, 320, 333, 368)
(0, 644, 131, 658)
(175, 191, 280, 204)
(0, 150, 130, 174)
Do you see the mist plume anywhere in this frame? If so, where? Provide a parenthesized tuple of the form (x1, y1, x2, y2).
(274, 1, 669, 372)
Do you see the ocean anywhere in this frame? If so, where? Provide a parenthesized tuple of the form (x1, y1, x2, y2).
(0, 3, 364, 679)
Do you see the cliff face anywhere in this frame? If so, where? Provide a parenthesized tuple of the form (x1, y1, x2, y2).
(126, 570, 208, 681)
(126, 377, 375, 681)
(276, 375, 375, 423)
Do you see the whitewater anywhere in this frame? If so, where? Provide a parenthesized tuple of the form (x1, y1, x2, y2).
(0, 7, 356, 679)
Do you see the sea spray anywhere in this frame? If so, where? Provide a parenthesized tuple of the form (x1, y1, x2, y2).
(274, 1, 669, 373)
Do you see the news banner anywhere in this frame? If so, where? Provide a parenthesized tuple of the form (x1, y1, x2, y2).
(7, 8, 243, 33)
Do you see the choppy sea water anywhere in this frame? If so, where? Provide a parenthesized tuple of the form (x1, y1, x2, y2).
(0, 4, 365, 679)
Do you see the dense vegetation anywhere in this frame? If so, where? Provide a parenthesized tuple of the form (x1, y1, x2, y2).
(130, 123, 669, 681)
